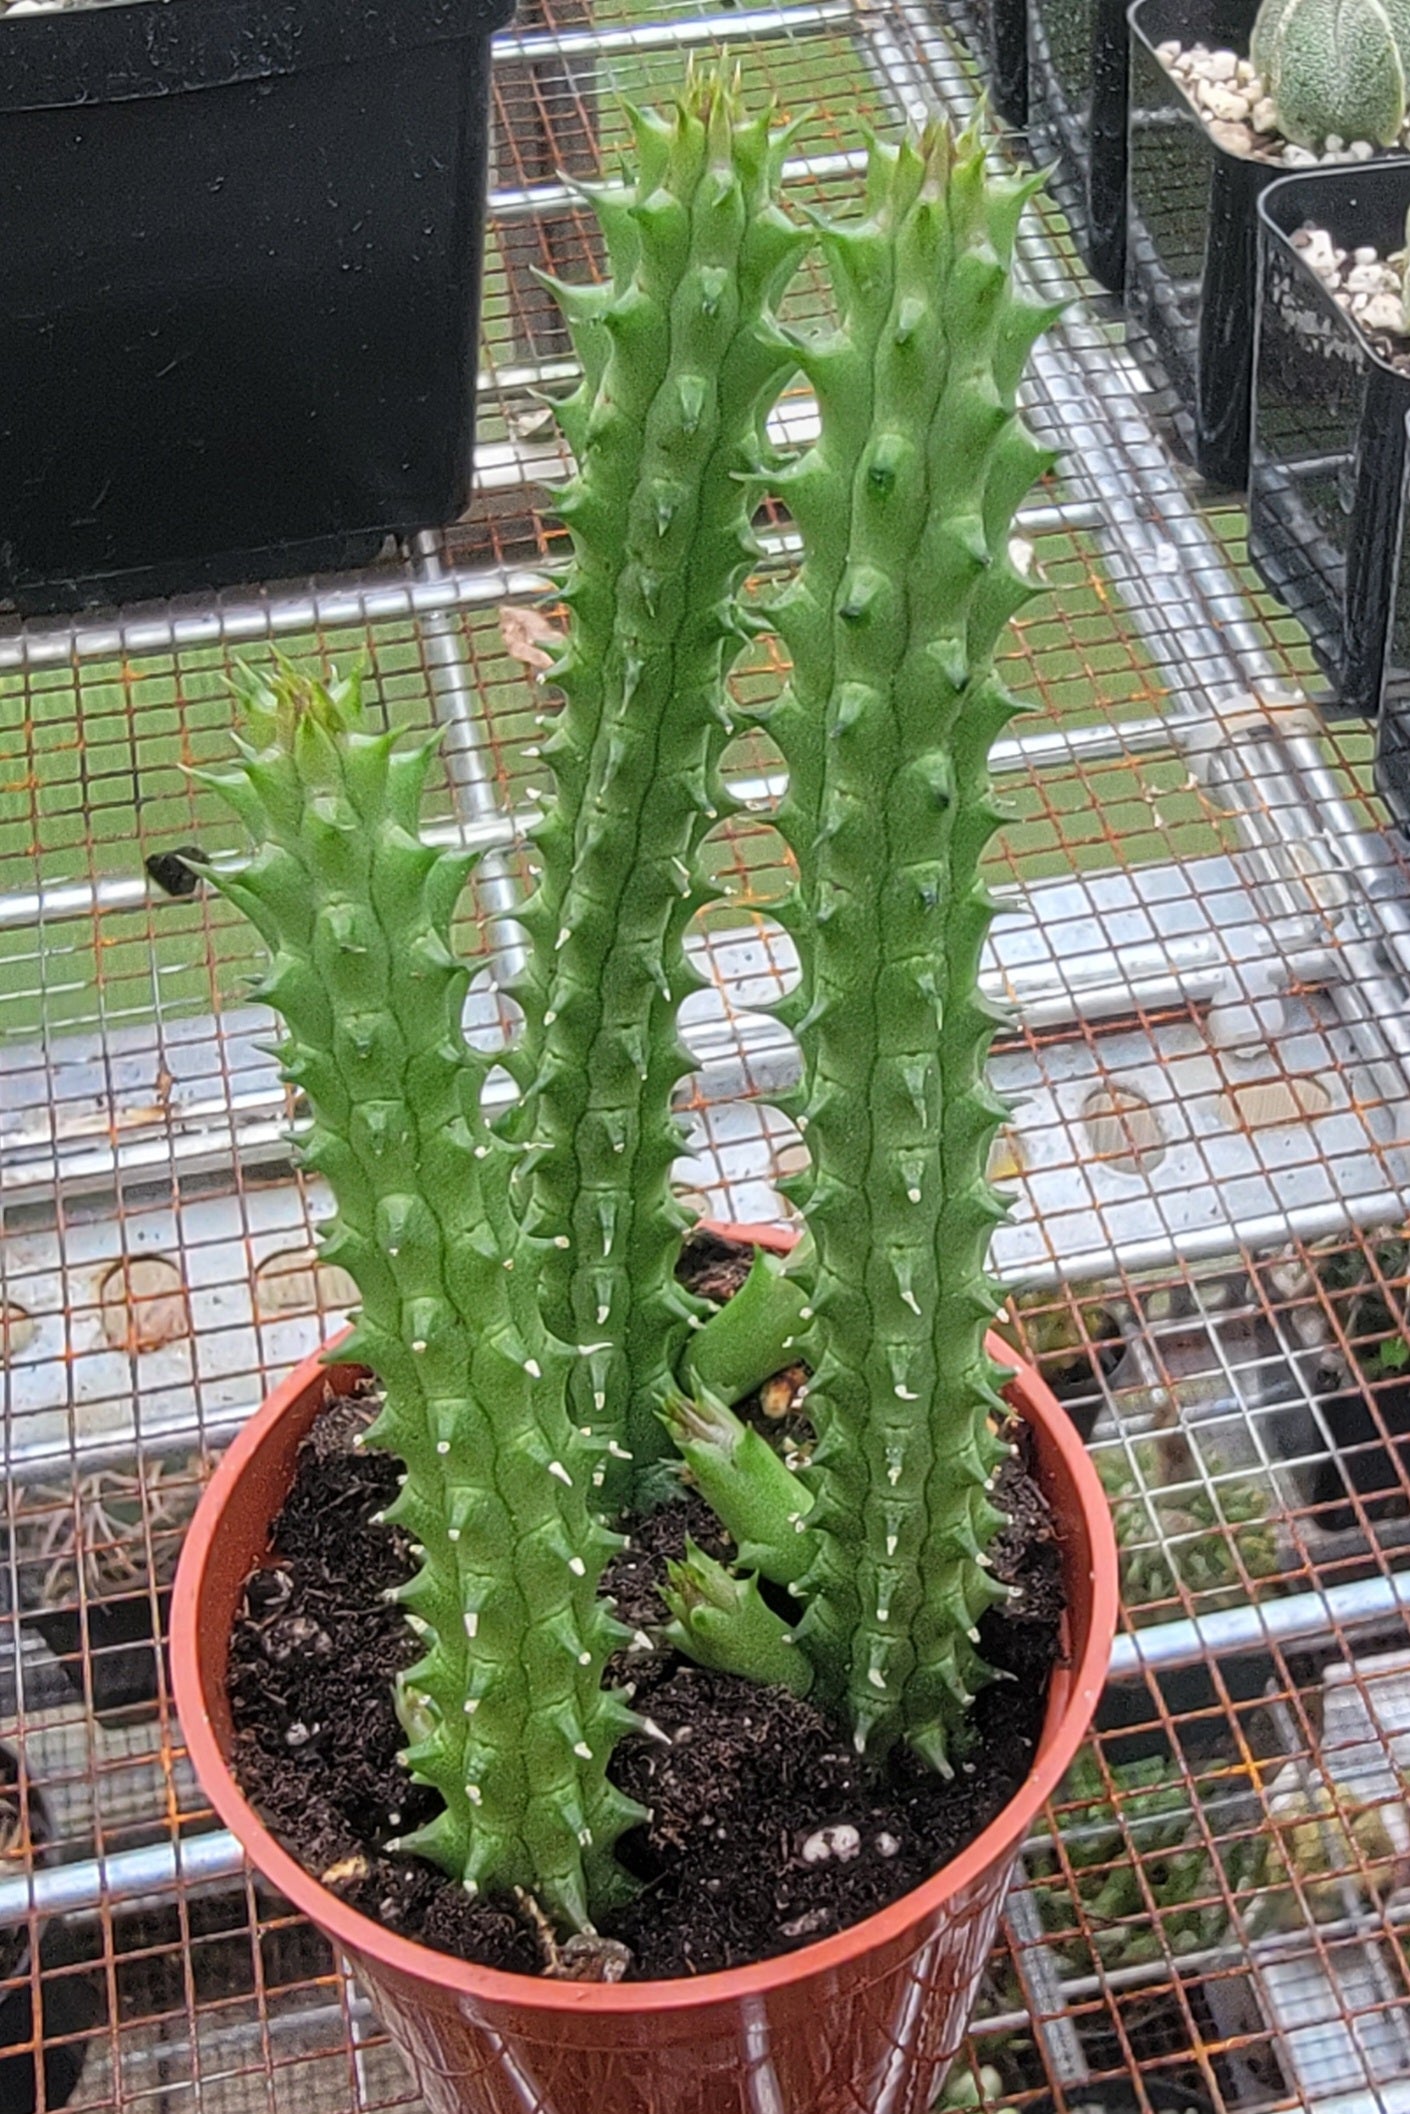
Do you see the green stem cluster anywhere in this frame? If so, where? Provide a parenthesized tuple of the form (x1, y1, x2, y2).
(207, 88, 1061, 1931)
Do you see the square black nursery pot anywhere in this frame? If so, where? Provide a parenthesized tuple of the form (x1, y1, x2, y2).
(1270, 1362, 1410, 1532)
(0, 1752, 95, 2113)
(0, 0, 513, 611)
(963, 0, 1029, 129)
(1026, 0, 1130, 289)
(1126, 0, 1279, 488)
(1250, 163, 1410, 821)
(1095, 1649, 1280, 1766)
(27, 1588, 172, 1718)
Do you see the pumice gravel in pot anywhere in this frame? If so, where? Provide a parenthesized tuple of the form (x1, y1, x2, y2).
(1126, 0, 1410, 486)
(173, 72, 1117, 2114)
(0, 0, 510, 609)
(1250, 161, 1410, 812)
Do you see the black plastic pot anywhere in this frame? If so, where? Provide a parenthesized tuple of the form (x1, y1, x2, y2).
(965, 0, 1029, 129)
(0, 0, 513, 610)
(0, 1929, 94, 2114)
(28, 1588, 170, 1718)
(1031, 2085, 1217, 2114)
(1026, 0, 1129, 288)
(1273, 1364, 1410, 1530)
(1126, 0, 1285, 487)
(0, 1750, 92, 2113)
(1250, 164, 1410, 821)
(1036, 1323, 1127, 1442)
(1096, 1650, 1278, 1765)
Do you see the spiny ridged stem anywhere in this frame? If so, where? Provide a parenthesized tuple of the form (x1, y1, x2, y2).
(507, 73, 809, 1501)
(202, 668, 640, 1932)
(770, 127, 1056, 1768)
(665, 126, 1058, 1774)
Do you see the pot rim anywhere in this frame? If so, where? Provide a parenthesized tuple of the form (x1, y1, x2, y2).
(173, 1218, 1117, 2017)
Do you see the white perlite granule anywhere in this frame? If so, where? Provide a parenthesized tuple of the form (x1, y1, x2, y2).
(1156, 38, 1391, 163)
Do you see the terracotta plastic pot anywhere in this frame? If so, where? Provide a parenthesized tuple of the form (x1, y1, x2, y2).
(173, 1223, 1117, 2114)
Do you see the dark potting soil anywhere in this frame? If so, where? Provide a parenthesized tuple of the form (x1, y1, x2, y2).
(227, 1261, 1063, 1981)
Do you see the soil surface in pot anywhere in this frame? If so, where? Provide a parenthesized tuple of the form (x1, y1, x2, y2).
(226, 1245, 1064, 1981)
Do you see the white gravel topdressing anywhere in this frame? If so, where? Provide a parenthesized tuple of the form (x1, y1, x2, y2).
(1157, 38, 1400, 164)
(1291, 224, 1410, 346)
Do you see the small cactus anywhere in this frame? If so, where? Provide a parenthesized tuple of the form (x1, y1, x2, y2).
(1251, 0, 1410, 147)
(1097, 1448, 1279, 1615)
(1028, 1752, 1270, 1975)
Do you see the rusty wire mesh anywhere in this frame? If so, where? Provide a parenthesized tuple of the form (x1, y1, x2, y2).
(2, 0, 1410, 2109)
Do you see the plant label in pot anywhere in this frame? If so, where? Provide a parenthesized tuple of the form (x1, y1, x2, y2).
(0, 0, 512, 609)
(1251, 162, 1410, 812)
(1126, 0, 1410, 490)
(172, 77, 1119, 2114)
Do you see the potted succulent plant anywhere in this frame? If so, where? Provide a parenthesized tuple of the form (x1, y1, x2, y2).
(0, 0, 510, 609)
(1025, 1746, 1271, 1974)
(1093, 1439, 1282, 1761)
(172, 77, 1117, 2114)
(1126, 0, 1410, 487)
(1250, 159, 1410, 811)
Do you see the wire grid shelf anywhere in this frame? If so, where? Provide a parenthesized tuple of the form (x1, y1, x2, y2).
(3, 0, 1410, 2108)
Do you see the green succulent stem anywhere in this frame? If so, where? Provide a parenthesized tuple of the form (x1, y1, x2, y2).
(200, 666, 642, 1933)
(659, 1387, 814, 1585)
(507, 74, 810, 1500)
(683, 1234, 815, 1405)
(661, 1541, 812, 1692)
(758, 126, 1056, 1768)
